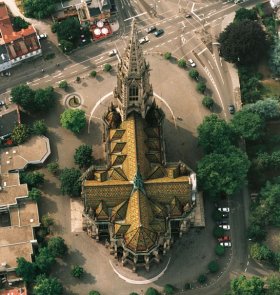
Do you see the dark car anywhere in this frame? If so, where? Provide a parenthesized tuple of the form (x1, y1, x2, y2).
(222, 213, 229, 218)
(154, 29, 164, 37)
(145, 26, 156, 34)
(216, 220, 228, 226)
(228, 104, 235, 114)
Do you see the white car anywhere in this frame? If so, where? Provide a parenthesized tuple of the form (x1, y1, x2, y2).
(219, 224, 230, 230)
(108, 49, 117, 57)
(218, 207, 230, 212)
(139, 36, 149, 44)
(188, 59, 196, 67)
(220, 242, 232, 247)
(38, 33, 47, 40)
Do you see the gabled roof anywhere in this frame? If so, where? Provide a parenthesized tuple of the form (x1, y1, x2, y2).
(96, 200, 109, 220)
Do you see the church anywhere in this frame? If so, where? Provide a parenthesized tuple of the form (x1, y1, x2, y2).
(81, 20, 203, 272)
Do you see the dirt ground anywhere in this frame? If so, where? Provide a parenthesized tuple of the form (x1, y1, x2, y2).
(265, 227, 280, 253)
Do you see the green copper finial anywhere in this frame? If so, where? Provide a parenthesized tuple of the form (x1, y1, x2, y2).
(133, 166, 145, 193)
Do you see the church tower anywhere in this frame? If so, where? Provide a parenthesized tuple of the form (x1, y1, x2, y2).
(114, 19, 153, 121)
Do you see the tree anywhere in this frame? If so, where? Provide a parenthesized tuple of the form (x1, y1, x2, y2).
(58, 80, 68, 90)
(269, 38, 280, 77)
(212, 210, 223, 221)
(234, 8, 258, 22)
(197, 274, 207, 284)
(202, 96, 214, 110)
(59, 168, 81, 197)
(145, 287, 159, 295)
(28, 188, 42, 202)
(47, 237, 68, 257)
(89, 292, 101, 295)
(60, 109, 87, 134)
(47, 162, 60, 175)
(164, 52, 172, 60)
(164, 284, 175, 295)
(103, 63, 112, 72)
(129, 293, 139, 295)
(267, 275, 280, 294)
(197, 114, 235, 153)
(197, 147, 250, 196)
(32, 120, 48, 136)
(59, 39, 74, 53)
(33, 86, 56, 112)
(74, 144, 93, 169)
(90, 71, 97, 78)
(196, 82, 206, 94)
(247, 223, 266, 242)
(231, 109, 265, 141)
(11, 124, 30, 145)
(11, 84, 35, 111)
(33, 274, 63, 295)
(250, 243, 272, 261)
(71, 265, 84, 278)
(23, 0, 58, 19)
(178, 59, 186, 68)
(41, 214, 55, 228)
(13, 16, 29, 31)
(231, 275, 264, 295)
(56, 17, 81, 44)
(35, 247, 55, 273)
(213, 227, 225, 238)
(16, 257, 37, 283)
(243, 99, 280, 120)
(189, 69, 199, 80)
(215, 244, 225, 256)
(218, 20, 268, 65)
(208, 261, 219, 273)
(20, 171, 45, 188)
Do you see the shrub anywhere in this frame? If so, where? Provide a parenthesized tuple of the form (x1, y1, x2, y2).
(197, 274, 207, 284)
(189, 69, 199, 80)
(164, 52, 172, 60)
(76, 76, 81, 82)
(145, 287, 159, 295)
(213, 226, 225, 238)
(32, 120, 48, 136)
(178, 59, 186, 68)
(41, 214, 55, 229)
(47, 162, 60, 175)
(103, 63, 112, 72)
(11, 124, 30, 145)
(215, 244, 225, 256)
(202, 96, 214, 109)
(28, 188, 42, 202)
(196, 82, 206, 94)
(90, 70, 97, 77)
(164, 284, 175, 294)
(184, 283, 191, 290)
(59, 80, 68, 90)
(71, 265, 84, 278)
(208, 261, 219, 273)
(89, 292, 101, 295)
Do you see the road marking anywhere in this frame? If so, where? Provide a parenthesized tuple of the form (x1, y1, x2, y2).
(45, 79, 52, 82)
(124, 12, 147, 21)
(83, 66, 90, 69)
(245, 267, 247, 272)
(32, 82, 39, 86)
(33, 78, 40, 82)
(208, 60, 214, 69)
(212, 54, 225, 84)
(168, 40, 172, 43)
(197, 48, 207, 56)
(247, 261, 249, 266)
(72, 70, 78, 74)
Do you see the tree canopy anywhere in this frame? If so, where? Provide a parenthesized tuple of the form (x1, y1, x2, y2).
(35, 247, 55, 273)
(230, 109, 265, 141)
(197, 114, 235, 153)
(11, 124, 30, 145)
(60, 109, 87, 134)
(234, 8, 258, 22)
(243, 99, 280, 120)
(74, 144, 94, 169)
(47, 237, 68, 257)
(28, 188, 42, 202)
(231, 275, 264, 295)
(269, 38, 280, 77)
(71, 265, 84, 278)
(16, 257, 37, 283)
(218, 20, 268, 65)
(20, 171, 45, 188)
(32, 120, 48, 136)
(197, 146, 250, 196)
(267, 275, 280, 295)
(23, 0, 58, 19)
(33, 274, 63, 295)
(12, 16, 29, 31)
(55, 17, 81, 44)
(59, 168, 81, 197)
(250, 243, 272, 261)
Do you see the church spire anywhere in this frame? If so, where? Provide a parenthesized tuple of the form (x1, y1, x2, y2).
(114, 19, 153, 121)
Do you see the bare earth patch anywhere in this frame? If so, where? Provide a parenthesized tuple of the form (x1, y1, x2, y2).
(265, 227, 280, 252)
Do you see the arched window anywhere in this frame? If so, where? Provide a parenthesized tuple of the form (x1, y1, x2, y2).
(129, 84, 138, 101)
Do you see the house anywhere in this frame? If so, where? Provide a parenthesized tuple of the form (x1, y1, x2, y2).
(0, 3, 42, 73)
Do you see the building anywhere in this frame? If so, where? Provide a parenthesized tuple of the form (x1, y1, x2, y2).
(0, 136, 50, 287)
(82, 20, 204, 272)
(0, 3, 42, 73)
(270, 0, 280, 8)
(0, 104, 20, 140)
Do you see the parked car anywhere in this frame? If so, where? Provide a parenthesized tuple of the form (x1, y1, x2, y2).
(222, 213, 229, 218)
(220, 242, 232, 247)
(216, 220, 228, 226)
(218, 207, 230, 212)
(0, 100, 5, 106)
(185, 14, 192, 18)
(219, 224, 230, 230)
(38, 33, 47, 40)
(228, 104, 235, 114)
(139, 36, 149, 44)
(108, 49, 118, 57)
(154, 29, 164, 37)
(218, 236, 231, 242)
(145, 26, 157, 33)
(188, 58, 196, 67)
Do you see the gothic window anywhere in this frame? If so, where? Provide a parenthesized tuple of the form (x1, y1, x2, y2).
(129, 84, 138, 101)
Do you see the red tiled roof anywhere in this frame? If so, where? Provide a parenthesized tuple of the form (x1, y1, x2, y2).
(0, 287, 27, 295)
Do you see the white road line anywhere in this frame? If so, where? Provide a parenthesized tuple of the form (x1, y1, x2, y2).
(212, 54, 224, 84)
(124, 12, 147, 21)
(33, 78, 40, 82)
(198, 48, 207, 56)
(32, 82, 39, 86)
(208, 60, 214, 69)
(83, 66, 90, 69)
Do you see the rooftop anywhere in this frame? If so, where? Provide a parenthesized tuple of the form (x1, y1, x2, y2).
(0, 105, 20, 138)
(0, 287, 27, 295)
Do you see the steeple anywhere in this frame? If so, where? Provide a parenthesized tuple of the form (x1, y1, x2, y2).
(132, 167, 145, 194)
(114, 19, 153, 121)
